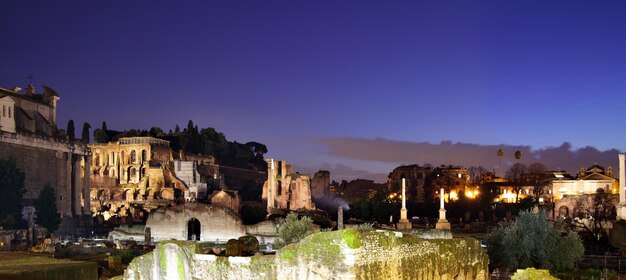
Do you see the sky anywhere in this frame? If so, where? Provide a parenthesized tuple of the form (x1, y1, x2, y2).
(1, 1, 626, 182)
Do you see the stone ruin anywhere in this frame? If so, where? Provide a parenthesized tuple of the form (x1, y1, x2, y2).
(262, 159, 315, 212)
(122, 229, 488, 280)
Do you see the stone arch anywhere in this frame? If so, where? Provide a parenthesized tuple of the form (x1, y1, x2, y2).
(187, 218, 201, 241)
(110, 151, 115, 165)
(124, 189, 134, 201)
(121, 151, 126, 164)
(131, 150, 137, 164)
(141, 149, 147, 163)
(130, 167, 137, 182)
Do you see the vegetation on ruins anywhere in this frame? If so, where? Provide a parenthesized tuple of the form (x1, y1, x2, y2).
(486, 210, 584, 273)
(0, 157, 26, 229)
(350, 189, 400, 224)
(92, 119, 268, 170)
(277, 213, 314, 246)
(34, 184, 61, 233)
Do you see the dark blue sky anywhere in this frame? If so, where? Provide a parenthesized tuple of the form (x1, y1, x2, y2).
(2, 1, 625, 181)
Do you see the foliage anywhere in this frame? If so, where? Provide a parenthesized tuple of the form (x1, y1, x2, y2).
(93, 121, 109, 143)
(34, 184, 61, 233)
(240, 205, 267, 225)
(573, 188, 616, 242)
(100, 120, 268, 170)
(486, 210, 584, 273)
(81, 122, 90, 143)
(278, 213, 314, 245)
(356, 222, 374, 231)
(511, 267, 557, 280)
(0, 157, 26, 229)
(349, 189, 400, 224)
(66, 119, 75, 141)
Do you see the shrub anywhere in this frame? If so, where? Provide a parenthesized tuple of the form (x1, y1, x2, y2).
(486, 210, 584, 273)
(278, 213, 314, 245)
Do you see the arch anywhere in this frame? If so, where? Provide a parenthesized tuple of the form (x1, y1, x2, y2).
(141, 149, 147, 163)
(121, 151, 126, 164)
(187, 218, 201, 241)
(130, 167, 137, 182)
(124, 189, 134, 201)
(110, 151, 115, 165)
(131, 150, 137, 164)
(558, 206, 570, 218)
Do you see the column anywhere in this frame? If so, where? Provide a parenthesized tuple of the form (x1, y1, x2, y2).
(65, 152, 73, 217)
(83, 154, 91, 216)
(440, 187, 445, 209)
(619, 154, 626, 204)
(73, 154, 82, 216)
(400, 178, 408, 220)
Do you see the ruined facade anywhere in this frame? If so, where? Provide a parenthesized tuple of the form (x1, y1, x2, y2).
(0, 84, 91, 235)
(387, 165, 430, 203)
(88, 137, 214, 222)
(209, 189, 240, 214)
(310, 170, 330, 200)
(262, 159, 315, 212)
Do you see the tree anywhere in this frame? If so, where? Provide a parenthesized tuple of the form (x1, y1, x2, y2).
(506, 163, 526, 203)
(278, 212, 314, 245)
(66, 120, 75, 141)
(0, 157, 26, 229)
(81, 122, 91, 143)
(486, 210, 584, 273)
(34, 184, 61, 233)
(573, 188, 616, 242)
(525, 163, 549, 196)
(94, 121, 109, 143)
(497, 149, 504, 177)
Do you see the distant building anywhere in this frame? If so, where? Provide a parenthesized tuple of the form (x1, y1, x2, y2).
(173, 160, 208, 201)
(0, 84, 90, 236)
(262, 159, 315, 211)
(550, 164, 618, 200)
(387, 165, 430, 203)
(432, 165, 470, 202)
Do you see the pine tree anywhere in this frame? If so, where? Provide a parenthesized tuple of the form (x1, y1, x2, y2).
(34, 184, 61, 233)
(0, 157, 26, 229)
(66, 120, 75, 141)
(81, 122, 91, 143)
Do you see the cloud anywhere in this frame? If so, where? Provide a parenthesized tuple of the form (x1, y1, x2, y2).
(292, 163, 389, 183)
(317, 137, 623, 175)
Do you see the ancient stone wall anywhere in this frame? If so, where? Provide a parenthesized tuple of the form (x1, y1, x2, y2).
(146, 203, 246, 242)
(123, 230, 488, 280)
(311, 171, 330, 200)
(0, 132, 89, 219)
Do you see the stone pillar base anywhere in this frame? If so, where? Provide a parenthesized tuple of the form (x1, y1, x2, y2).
(436, 220, 451, 230)
(617, 205, 626, 221)
(397, 219, 412, 229)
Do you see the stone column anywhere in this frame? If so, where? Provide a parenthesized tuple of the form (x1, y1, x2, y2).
(617, 154, 626, 220)
(337, 206, 344, 230)
(436, 188, 451, 230)
(266, 159, 276, 211)
(397, 178, 412, 229)
(65, 151, 73, 217)
(83, 153, 91, 216)
(73, 154, 82, 216)
(619, 154, 626, 204)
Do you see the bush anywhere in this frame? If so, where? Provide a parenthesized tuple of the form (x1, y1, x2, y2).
(278, 213, 314, 245)
(486, 210, 584, 273)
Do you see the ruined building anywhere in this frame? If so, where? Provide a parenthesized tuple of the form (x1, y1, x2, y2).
(262, 159, 315, 212)
(0, 84, 91, 236)
(88, 137, 213, 222)
(311, 170, 330, 200)
(387, 165, 430, 203)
